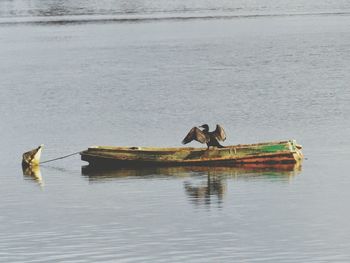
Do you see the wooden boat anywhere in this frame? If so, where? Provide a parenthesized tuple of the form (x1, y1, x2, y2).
(80, 140, 303, 168)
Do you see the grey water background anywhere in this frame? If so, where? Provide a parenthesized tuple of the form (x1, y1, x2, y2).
(1, 0, 350, 262)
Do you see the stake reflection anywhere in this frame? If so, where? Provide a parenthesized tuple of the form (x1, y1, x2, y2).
(22, 164, 44, 187)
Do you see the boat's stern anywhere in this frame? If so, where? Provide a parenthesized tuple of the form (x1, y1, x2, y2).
(289, 140, 304, 163)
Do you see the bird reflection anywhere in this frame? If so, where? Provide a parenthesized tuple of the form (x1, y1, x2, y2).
(22, 164, 44, 187)
(184, 175, 226, 207)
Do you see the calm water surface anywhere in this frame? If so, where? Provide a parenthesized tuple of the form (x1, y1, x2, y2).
(1, 1, 350, 262)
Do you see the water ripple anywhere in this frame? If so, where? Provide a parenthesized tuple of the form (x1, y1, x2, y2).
(0, 12, 349, 26)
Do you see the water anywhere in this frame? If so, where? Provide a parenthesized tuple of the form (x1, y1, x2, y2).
(1, 1, 350, 262)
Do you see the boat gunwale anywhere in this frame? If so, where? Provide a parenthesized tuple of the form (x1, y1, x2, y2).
(81, 151, 298, 163)
(85, 140, 298, 154)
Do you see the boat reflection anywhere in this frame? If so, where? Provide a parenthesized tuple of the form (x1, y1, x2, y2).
(22, 165, 44, 187)
(82, 163, 301, 180)
(82, 163, 302, 205)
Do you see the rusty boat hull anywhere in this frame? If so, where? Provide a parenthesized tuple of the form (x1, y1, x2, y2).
(80, 140, 303, 168)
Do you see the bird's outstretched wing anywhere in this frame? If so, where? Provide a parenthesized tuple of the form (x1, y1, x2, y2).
(182, 127, 208, 145)
(213, 124, 226, 142)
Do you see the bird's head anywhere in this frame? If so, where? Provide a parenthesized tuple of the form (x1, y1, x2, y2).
(199, 124, 209, 131)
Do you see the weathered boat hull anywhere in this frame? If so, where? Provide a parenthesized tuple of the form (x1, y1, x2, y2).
(80, 140, 303, 168)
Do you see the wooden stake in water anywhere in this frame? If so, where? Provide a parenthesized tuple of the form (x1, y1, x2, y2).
(22, 144, 44, 167)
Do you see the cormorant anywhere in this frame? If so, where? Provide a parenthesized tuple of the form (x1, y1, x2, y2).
(182, 124, 226, 149)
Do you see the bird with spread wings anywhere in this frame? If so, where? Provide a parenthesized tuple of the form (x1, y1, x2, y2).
(182, 124, 226, 149)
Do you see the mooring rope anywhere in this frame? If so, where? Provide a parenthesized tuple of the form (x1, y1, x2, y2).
(40, 151, 81, 164)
